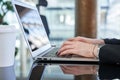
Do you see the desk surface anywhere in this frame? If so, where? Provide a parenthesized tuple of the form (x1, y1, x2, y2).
(1, 62, 120, 80)
(28, 62, 120, 80)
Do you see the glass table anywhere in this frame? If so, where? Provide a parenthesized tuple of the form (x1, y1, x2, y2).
(1, 62, 120, 80)
(28, 62, 120, 80)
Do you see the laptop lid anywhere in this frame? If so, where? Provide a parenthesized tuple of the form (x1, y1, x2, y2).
(12, 0, 52, 58)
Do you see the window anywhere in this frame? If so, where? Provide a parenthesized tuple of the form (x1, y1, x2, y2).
(38, 0, 75, 46)
(98, 0, 120, 39)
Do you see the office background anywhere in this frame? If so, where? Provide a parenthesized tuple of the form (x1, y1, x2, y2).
(2, 0, 120, 79)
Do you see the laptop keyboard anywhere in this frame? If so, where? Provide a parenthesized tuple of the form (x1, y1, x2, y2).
(43, 47, 59, 57)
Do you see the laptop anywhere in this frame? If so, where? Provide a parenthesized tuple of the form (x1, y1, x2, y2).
(12, 0, 99, 64)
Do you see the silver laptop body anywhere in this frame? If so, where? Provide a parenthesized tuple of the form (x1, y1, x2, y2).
(12, 0, 99, 64)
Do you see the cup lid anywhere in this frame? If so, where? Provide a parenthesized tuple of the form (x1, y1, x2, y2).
(0, 25, 17, 33)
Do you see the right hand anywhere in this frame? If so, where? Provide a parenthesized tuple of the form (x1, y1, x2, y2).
(58, 40, 96, 58)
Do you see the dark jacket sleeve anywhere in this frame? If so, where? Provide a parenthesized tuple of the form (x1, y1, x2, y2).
(104, 38, 120, 45)
(99, 44, 120, 64)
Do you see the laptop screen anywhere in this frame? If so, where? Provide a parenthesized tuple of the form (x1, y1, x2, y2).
(14, 4, 50, 52)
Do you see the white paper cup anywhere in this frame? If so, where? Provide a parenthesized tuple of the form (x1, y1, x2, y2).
(0, 25, 17, 67)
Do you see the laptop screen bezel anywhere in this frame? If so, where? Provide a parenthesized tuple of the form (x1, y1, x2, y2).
(12, 0, 52, 58)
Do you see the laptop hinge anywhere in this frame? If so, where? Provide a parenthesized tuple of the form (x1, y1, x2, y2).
(38, 46, 55, 57)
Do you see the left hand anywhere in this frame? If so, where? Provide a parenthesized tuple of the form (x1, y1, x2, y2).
(58, 40, 95, 58)
(67, 36, 105, 44)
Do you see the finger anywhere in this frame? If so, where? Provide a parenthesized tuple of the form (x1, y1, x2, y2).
(58, 45, 74, 54)
(62, 41, 73, 46)
(60, 41, 74, 49)
(59, 49, 77, 56)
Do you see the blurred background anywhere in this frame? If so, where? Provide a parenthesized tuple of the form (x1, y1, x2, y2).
(1, 0, 120, 79)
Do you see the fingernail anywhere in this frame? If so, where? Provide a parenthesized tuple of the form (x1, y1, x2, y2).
(56, 51, 60, 56)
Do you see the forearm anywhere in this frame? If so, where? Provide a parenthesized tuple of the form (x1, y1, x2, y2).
(98, 44, 120, 64)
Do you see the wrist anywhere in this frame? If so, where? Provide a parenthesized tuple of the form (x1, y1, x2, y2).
(93, 45, 99, 58)
(94, 39, 105, 44)
(99, 39, 105, 44)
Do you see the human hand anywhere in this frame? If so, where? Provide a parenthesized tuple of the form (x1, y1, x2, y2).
(60, 65, 97, 75)
(67, 36, 105, 45)
(58, 40, 98, 58)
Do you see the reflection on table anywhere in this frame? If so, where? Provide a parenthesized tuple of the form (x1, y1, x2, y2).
(28, 62, 120, 80)
(28, 62, 98, 80)
(99, 64, 120, 79)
